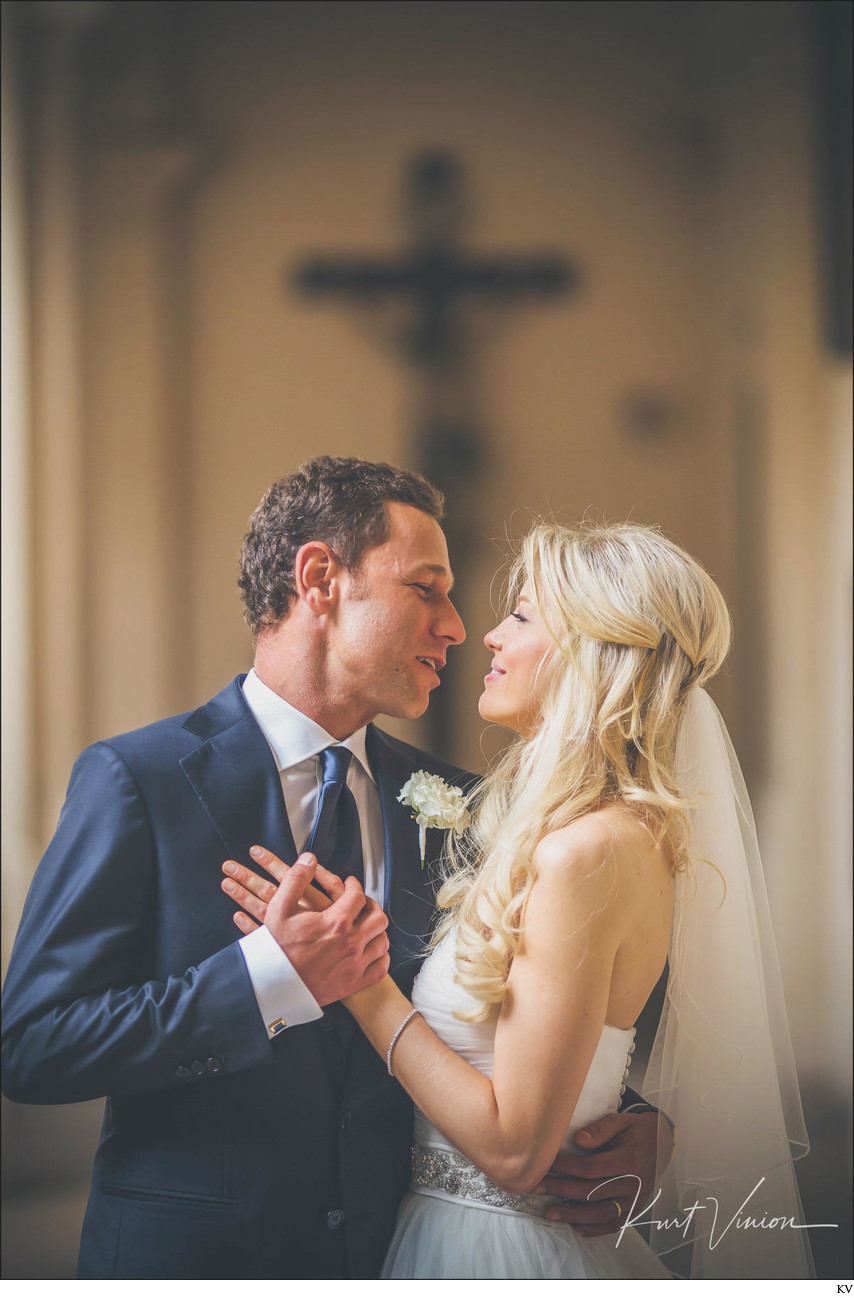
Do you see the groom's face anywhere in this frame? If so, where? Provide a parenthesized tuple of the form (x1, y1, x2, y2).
(330, 502, 465, 726)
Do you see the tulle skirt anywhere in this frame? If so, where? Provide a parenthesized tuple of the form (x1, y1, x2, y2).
(380, 1189, 673, 1280)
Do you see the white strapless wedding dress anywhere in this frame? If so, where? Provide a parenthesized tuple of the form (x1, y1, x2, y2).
(381, 931, 672, 1279)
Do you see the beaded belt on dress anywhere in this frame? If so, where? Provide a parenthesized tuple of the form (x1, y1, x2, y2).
(410, 1145, 559, 1219)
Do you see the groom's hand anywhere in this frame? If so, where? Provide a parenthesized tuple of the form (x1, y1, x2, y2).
(532, 1111, 673, 1237)
(222, 848, 390, 1005)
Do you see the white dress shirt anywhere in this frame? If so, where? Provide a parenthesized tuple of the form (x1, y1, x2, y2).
(238, 669, 385, 1038)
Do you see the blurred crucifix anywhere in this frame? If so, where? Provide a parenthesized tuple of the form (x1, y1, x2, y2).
(291, 150, 577, 757)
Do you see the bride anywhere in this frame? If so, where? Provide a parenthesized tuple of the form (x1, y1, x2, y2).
(226, 521, 813, 1280)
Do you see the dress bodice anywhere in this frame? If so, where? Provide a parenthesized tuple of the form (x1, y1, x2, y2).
(411, 930, 636, 1153)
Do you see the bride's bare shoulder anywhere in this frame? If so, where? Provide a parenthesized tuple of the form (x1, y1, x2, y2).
(532, 805, 669, 886)
(527, 810, 672, 965)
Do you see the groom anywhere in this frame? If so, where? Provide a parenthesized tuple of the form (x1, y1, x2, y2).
(2, 457, 668, 1279)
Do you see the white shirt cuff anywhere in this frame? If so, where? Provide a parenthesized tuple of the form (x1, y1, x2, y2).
(238, 925, 323, 1037)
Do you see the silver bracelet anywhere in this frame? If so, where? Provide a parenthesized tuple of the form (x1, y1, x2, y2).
(386, 1008, 419, 1076)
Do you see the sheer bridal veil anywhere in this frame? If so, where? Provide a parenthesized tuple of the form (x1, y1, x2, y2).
(642, 688, 816, 1279)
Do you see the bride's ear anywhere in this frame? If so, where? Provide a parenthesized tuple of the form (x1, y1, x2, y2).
(294, 541, 342, 614)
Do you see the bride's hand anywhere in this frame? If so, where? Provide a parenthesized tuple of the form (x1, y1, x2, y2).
(221, 847, 346, 929)
(222, 846, 390, 1004)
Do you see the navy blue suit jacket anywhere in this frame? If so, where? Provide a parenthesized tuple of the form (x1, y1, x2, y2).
(1, 677, 476, 1279)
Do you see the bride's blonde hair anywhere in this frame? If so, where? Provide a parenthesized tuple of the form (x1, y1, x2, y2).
(433, 520, 732, 1021)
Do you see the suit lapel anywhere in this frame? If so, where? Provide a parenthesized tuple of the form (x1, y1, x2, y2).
(367, 727, 443, 990)
(179, 687, 442, 986)
(180, 677, 298, 870)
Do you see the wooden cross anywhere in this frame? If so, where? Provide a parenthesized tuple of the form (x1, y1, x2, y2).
(291, 150, 578, 757)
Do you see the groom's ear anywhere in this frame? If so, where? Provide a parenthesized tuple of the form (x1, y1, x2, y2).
(294, 541, 343, 614)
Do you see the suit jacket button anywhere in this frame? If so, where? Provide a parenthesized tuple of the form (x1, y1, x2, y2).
(191, 1060, 207, 1076)
(327, 1209, 345, 1229)
(176, 1065, 192, 1079)
(206, 1057, 223, 1073)
(318, 1014, 336, 1033)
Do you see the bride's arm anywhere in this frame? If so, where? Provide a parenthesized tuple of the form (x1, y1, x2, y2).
(347, 824, 624, 1195)
(225, 825, 628, 1197)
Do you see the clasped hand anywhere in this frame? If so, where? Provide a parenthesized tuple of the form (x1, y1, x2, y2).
(222, 846, 389, 1005)
(223, 849, 672, 1235)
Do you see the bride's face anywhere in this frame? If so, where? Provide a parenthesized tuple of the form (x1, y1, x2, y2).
(479, 582, 555, 736)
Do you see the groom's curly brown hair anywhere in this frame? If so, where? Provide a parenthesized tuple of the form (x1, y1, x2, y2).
(238, 456, 444, 634)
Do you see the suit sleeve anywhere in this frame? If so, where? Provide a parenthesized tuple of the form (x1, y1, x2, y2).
(619, 1086, 652, 1111)
(1, 742, 274, 1105)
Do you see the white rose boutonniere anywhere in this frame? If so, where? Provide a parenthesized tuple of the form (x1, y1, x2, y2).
(397, 770, 471, 867)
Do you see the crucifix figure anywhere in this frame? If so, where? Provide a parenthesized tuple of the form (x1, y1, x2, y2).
(291, 150, 578, 757)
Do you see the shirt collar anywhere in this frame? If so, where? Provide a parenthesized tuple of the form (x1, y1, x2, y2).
(241, 668, 375, 783)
